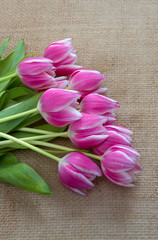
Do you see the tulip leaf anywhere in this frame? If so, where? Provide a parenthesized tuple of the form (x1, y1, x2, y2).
(0, 161, 52, 194)
(14, 114, 43, 129)
(6, 75, 22, 90)
(35, 124, 67, 132)
(0, 91, 6, 109)
(0, 79, 12, 92)
(11, 39, 25, 70)
(0, 51, 15, 77)
(0, 52, 16, 92)
(0, 93, 42, 133)
(0, 38, 10, 58)
(0, 152, 19, 166)
(0, 86, 35, 110)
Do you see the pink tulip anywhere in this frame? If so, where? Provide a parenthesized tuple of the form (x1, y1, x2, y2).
(17, 57, 58, 91)
(101, 145, 142, 187)
(68, 70, 106, 97)
(58, 152, 102, 195)
(68, 113, 108, 148)
(93, 125, 133, 155)
(37, 89, 82, 127)
(80, 93, 119, 115)
(44, 38, 83, 76)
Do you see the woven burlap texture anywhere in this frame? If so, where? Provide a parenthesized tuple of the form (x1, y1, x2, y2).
(0, 0, 158, 239)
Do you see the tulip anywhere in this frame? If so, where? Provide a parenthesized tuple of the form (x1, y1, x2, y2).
(37, 89, 82, 127)
(68, 70, 106, 97)
(80, 93, 119, 115)
(68, 113, 108, 148)
(44, 38, 83, 76)
(17, 57, 60, 91)
(101, 145, 142, 187)
(93, 125, 133, 155)
(58, 152, 102, 195)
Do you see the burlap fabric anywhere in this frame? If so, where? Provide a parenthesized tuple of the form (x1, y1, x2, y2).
(0, 0, 157, 239)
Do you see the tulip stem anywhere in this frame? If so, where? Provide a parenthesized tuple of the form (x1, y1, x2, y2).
(0, 132, 60, 162)
(29, 141, 102, 161)
(18, 127, 68, 137)
(0, 132, 67, 147)
(0, 108, 39, 124)
(0, 72, 17, 82)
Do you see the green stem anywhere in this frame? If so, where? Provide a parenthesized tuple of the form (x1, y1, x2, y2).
(0, 72, 17, 82)
(45, 150, 73, 154)
(0, 132, 67, 147)
(0, 132, 60, 162)
(18, 127, 68, 137)
(0, 108, 39, 124)
(30, 141, 101, 161)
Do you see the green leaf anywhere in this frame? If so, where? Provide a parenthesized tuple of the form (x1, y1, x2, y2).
(11, 39, 25, 70)
(35, 124, 67, 133)
(0, 93, 42, 133)
(6, 75, 22, 90)
(0, 52, 16, 92)
(14, 114, 43, 129)
(0, 91, 7, 110)
(0, 162, 52, 194)
(0, 152, 19, 166)
(0, 37, 10, 58)
(0, 86, 35, 110)
(0, 79, 11, 92)
(0, 51, 15, 77)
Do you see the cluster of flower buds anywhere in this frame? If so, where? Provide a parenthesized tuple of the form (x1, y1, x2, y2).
(16, 38, 141, 195)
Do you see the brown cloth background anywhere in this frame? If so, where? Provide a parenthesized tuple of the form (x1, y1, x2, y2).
(0, 0, 158, 239)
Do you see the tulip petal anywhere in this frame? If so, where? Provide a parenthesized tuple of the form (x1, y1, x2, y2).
(68, 188, 88, 195)
(44, 44, 73, 63)
(58, 163, 94, 189)
(38, 89, 81, 112)
(17, 57, 53, 76)
(80, 93, 119, 115)
(41, 107, 82, 127)
(106, 125, 133, 135)
(64, 152, 102, 176)
(103, 168, 134, 184)
(69, 113, 107, 131)
(54, 52, 77, 67)
(69, 70, 106, 91)
(55, 64, 83, 76)
(109, 145, 140, 157)
(102, 151, 135, 172)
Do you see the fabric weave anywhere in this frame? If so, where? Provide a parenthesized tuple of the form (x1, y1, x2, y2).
(0, 0, 157, 239)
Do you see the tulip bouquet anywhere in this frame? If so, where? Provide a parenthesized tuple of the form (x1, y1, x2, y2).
(0, 37, 141, 195)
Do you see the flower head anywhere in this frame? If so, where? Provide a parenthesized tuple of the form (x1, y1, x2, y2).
(17, 57, 62, 91)
(80, 93, 119, 114)
(68, 113, 108, 148)
(58, 152, 102, 195)
(101, 145, 142, 187)
(44, 38, 82, 76)
(93, 125, 133, 155)
(68, 70, 106, 97)
(37, 88, 82, 127)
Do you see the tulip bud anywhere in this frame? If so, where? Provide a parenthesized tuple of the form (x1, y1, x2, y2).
(44, 38, 83, 76)
(68, 70, 106, 97)
(58, 152, 102, 195)
(37, 89, 82, 127)
(68, 113, 108, 148)
(80, 93, 119, 115)
(93, 125, 133, 155)
(101, 145, 142, 187)
(17, 57, 64, 91)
